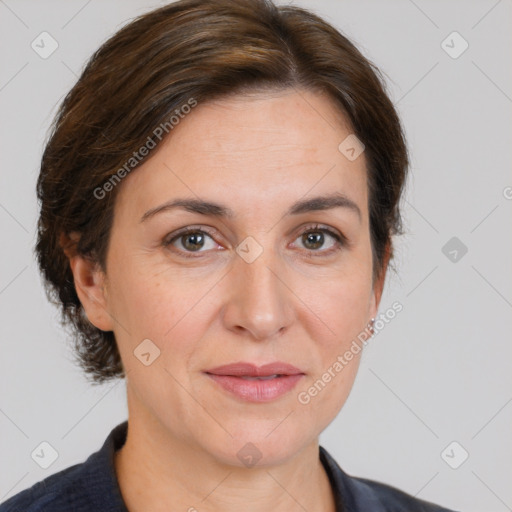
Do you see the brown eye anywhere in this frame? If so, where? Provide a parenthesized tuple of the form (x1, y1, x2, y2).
(302, 231, 327, 250)
(179, 231, 206, 251)
(294, 225, 346, 256)
(164, 227, 218, 257)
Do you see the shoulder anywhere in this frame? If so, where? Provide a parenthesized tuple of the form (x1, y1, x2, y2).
(0, 421, 128, 512)
(319, 446, 460, 512)
(0, 462, 92, 512)
(349, 475, 459, 512)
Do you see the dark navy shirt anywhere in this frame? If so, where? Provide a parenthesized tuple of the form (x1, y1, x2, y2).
(0, 421, 459, 511)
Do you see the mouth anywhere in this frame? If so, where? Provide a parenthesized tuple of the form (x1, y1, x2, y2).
(204, 362, 305, 402)
(232, 374, 284, 380)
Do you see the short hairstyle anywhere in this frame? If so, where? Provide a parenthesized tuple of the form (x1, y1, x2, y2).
(35, 0, 409, 384)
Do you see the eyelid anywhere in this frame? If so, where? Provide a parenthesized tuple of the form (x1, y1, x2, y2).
(294, 223, 347, 243)
(163, 224, 221, 248)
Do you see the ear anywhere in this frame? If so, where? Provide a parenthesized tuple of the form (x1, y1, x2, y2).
(60, 232, 114, 332)
(368, 241, 391, 320)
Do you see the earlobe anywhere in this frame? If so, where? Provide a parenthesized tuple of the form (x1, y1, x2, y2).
(68, 255, 114, 332)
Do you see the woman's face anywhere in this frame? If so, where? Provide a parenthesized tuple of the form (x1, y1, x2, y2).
(85, 89, 385, 466)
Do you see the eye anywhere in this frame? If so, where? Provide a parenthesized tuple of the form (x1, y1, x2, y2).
(163, 223, 347, 259)
(164, 227, 220, 258)
(293, 224, 346, 256)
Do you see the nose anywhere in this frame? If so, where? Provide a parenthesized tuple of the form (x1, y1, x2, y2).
(221, 241, 295, 341)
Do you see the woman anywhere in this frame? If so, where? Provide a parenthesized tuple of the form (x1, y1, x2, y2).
(0, 0, 459, 510)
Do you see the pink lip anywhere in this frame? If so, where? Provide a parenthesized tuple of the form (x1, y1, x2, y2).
(206, 362, 303, 377)
(204, 362, 305, 403)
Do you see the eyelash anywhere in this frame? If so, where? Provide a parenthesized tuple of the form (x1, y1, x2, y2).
(163, 224, 347, 260)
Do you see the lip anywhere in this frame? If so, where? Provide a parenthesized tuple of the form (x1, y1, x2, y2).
(204, 362, 305, 403)
(206, 362, 303, 377)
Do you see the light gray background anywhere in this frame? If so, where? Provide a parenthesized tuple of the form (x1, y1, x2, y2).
(1, 1, 511, 511)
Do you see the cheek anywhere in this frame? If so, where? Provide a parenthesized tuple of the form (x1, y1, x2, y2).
(293, 276, 368, 429)
(291, 261, 372, 420)
(108, 259, 219, 358)
(296, 263, 373, 347)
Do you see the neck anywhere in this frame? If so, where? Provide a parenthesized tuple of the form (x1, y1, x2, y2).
(114, 392, 336, 512)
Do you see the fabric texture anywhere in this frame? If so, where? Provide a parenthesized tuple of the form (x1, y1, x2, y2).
(0, 420, 459, 511)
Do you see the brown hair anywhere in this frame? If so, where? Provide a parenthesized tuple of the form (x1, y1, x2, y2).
(35, 0, 409, 384)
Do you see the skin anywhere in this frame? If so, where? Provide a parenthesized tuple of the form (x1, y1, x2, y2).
(66, 88, 388, 512)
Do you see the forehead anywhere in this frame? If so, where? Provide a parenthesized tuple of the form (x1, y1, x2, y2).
(115, 89, 368, 219)
(170, 88, 355, 163)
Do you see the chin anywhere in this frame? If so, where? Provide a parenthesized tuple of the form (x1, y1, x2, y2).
(203, 421, 315, 469)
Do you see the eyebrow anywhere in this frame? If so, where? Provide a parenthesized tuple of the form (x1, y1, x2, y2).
(140, 192, 362, 223)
